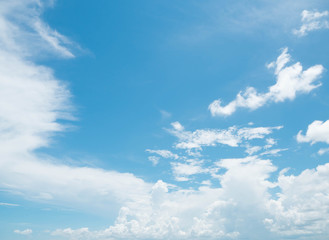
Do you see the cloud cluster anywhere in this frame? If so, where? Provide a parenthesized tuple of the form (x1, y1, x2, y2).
(52, 157, 275, 239)
(169, 121, 282, 150)
(293, 10, 329, 36)
(209, 48, 324, 116)
(52, 158, 329, 240)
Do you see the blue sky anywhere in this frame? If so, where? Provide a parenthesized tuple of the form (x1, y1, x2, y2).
(1, 0, 329, 239)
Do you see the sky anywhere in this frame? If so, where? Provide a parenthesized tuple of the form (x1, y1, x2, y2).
(1, 0, 329, 239)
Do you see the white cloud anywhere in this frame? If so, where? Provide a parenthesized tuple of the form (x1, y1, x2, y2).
(0, 0, 75, 58)
(297, 120, 329, 145)
(3, 2, 329, 240)
(14, 229, 32, 235)
(318, 148, 329, 155)
(169, 121, 282, 150)
(264, 138, 277, 149)
(260, 148, 288, 156)
(52, 157, 276, 239)
(48, 157, 329, 240)
(0, 0, 151, 215)
(171, 159, 207, 181)
(33, 19, 75, 58)
(146, 149, 179, 159)
(171, 121, 184, 131)
(148, 156, 160, 166)
(293, 10, 329, 36)
(0, 202, 19, 207)
(209, 48, 324, 116)
(265, 164, 329, 236)
(245, 145, 262, 155)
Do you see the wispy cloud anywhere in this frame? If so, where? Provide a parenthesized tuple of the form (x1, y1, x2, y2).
(148, 156, 160, 166)
(293, 10, 329, 36)
(209, 48, 324, 116)
(0, 202, 20, 207)
(14, 229, 32, 235)
(0, 0, 151, 214)
(318, 148, 329, 155)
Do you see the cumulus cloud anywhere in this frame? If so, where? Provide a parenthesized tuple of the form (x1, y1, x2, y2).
(14, 229, 32, 235)
(209, 48, 324, 116)
(52, 159, 329, 240)
(297, 120, 329, 145)
(171, 159, 208, 181)
(51, 157, 276, 239)
(293, 10, 329, 36)
(265, 164, 329, 237)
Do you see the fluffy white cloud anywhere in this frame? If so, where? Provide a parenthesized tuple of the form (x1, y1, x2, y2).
(293, 10, 329, 36)
(51, 159, 329, 240)
(297, 120, 329, 145)
(14, 229, 32, 235)
(171, 159, 208, 181)
(209, 48, 324, 116)
(265, 164, 329, 237)
(169, 121, 282, 150)
(52, 157, 276, 240)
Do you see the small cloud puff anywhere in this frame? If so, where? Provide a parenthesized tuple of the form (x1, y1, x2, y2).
(293, 10, 329, 36)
